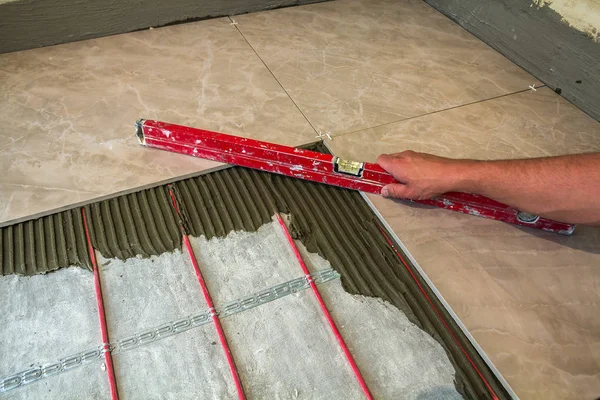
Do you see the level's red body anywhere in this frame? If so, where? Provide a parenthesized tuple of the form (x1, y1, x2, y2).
(136, 119, 575, 235)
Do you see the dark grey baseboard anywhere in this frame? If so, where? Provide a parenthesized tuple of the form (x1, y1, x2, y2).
(424, 0, 600, 122)
(0, 0, 323, 54)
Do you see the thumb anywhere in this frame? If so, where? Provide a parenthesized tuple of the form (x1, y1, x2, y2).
(381, 184, 411, 199)
(376, 154, 395, 171)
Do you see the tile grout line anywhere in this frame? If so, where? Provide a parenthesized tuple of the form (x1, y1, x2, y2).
(227, 17, 545, 143)
(228, 16, 320, 136)
(332, 85, 548, 140)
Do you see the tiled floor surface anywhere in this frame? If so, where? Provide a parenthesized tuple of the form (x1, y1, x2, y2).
(1, 0, 599, 398)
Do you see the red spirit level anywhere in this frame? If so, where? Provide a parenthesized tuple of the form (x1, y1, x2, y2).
(136, 119, 575, 235)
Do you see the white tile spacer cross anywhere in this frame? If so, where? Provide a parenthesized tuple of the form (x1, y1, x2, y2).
(315, 130, 333, 141)
(529, 84, 537, 91)
(230, 19, 238, 25)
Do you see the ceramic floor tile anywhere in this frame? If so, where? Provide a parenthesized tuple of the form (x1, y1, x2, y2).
(327, 87, 600, 160)
(328, 87, 600, 400)
(0, 17, 316, 227)
(235, 0, 539, 136)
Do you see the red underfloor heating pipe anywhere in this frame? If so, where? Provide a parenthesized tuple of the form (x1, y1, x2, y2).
(168, 188, 246, 400)
(81, 208, 119, 400)
(275, 213, 374, 400)
(376, 224, 500, 400)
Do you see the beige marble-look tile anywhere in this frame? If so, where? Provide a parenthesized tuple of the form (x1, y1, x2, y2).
(0, 18, 316, 227)
(329, 87, 600, 160)
(235, 0, 539, 136)
(328, 87, 600, 400)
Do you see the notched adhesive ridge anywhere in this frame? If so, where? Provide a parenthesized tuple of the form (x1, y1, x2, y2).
(0, 209, 90, 275)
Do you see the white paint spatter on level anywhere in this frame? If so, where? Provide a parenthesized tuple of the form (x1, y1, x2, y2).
(463, 206, 482, 217)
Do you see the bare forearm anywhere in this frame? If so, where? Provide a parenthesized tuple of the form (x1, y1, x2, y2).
(377, 151, 600, 226)
(450, 153, 600, 225)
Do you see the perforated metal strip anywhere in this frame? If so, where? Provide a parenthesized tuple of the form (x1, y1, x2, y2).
(0, 268, 339, 394)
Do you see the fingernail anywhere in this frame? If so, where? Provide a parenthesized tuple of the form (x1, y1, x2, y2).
(381, 187, 389, 197)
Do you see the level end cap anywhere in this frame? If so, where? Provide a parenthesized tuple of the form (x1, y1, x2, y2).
(135, 119, 146, 145)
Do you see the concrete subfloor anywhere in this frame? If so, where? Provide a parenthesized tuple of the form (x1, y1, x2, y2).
(98, 250, 234, 399)
(1, 220, 462, 399)
(0, 267, 108, 399)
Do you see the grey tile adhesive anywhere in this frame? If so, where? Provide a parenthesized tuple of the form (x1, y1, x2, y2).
(0, 143, 511, 400)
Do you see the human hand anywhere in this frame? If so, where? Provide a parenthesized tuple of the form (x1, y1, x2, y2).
(376, 151, 460, 200)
